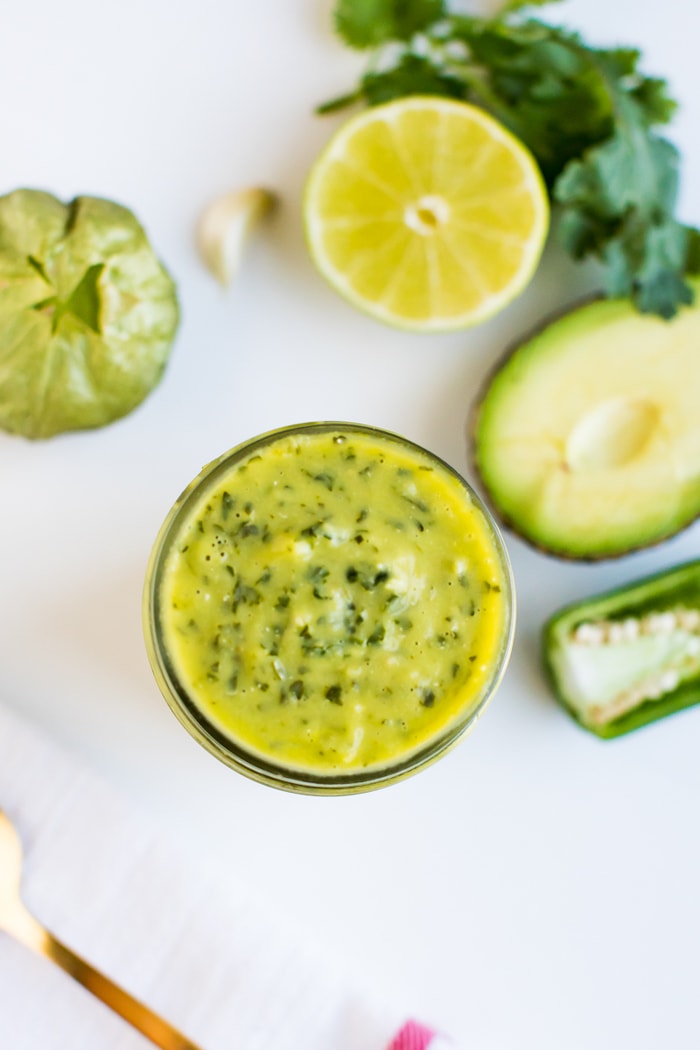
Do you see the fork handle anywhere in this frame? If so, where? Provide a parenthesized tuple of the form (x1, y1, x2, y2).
(3, 901, 203, 1050)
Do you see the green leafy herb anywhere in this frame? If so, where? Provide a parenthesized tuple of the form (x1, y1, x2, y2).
(334, 0, 446, 50)
(320, 0, 698, 317)
(221, 492, 235, 520)
(325, 684, 343, 704)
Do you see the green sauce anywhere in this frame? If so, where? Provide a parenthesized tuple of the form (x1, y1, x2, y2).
(155, 427, 510, 776)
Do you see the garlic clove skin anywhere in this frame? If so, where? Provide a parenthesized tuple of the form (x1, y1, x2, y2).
(196, 187, 277, 287)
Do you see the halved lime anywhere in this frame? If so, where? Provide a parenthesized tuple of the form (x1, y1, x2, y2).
(304, 97, 549, 332)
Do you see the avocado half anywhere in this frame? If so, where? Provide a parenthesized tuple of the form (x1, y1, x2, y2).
(471, 291, 700, 560)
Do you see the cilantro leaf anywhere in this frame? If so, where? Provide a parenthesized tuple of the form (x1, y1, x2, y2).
(501, 0, 564, 11)
(361, 54, 465, 105)
(629, 76, 678, 126)
(554, 121, 679, 223)
(686, 228, 700, 275)
(634, 222, 696, 316)
(593, 50, 677, 130)
(554, 88, 696, 315)
(334, 0, 446, 49)
(317, 54, 462, 115)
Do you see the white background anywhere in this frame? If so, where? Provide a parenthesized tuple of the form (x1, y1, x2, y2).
(2, 1, 700, 1047)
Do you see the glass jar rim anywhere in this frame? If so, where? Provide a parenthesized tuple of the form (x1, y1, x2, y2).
(143, 421, 516, 794)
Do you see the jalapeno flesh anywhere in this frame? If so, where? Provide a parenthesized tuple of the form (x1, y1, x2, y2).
(543, 560, 700, 738)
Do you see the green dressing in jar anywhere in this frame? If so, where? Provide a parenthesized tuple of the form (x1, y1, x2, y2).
(145, 423, 514, 792)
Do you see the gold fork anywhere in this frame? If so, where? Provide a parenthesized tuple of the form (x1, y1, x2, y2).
(0, 809, 202, 1050)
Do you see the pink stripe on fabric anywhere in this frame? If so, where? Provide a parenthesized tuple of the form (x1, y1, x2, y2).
(387, 1019, 437, 1050)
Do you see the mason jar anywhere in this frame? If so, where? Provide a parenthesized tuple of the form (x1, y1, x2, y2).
(143, 422, 515, 794)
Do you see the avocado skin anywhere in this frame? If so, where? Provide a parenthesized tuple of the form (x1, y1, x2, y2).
(468, 290, 700, 562)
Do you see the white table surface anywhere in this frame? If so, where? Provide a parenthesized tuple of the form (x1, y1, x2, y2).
(2, 2, 700, 1047)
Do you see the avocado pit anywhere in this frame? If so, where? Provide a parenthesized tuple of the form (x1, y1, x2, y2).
(565, 396, 660, 472)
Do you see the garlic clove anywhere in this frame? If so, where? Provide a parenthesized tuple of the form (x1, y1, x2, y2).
(196, 187, 277, 287)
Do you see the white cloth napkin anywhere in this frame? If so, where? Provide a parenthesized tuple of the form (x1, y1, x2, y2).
(0, 702, 452, 1050)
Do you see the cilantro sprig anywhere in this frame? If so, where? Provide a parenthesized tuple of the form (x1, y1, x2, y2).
(320, 0, 700, 318)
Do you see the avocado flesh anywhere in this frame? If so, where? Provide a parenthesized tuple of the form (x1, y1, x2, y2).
(473, 291, 700, 559)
